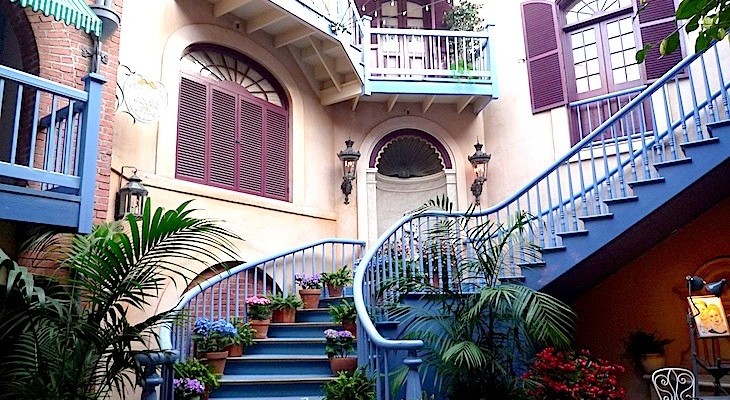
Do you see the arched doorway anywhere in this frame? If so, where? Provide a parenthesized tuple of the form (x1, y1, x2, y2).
(369, 129, 454, 236)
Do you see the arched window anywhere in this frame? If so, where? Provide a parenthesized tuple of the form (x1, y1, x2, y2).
(176, 44, 289, 201)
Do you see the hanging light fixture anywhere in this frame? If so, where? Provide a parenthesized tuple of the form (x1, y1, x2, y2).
(468, 142, 491, 205)
(337, 140, 361, 205)
(115, 167, 148, 220)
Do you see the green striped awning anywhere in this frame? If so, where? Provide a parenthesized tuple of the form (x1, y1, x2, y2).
(10, 0, 102, 37)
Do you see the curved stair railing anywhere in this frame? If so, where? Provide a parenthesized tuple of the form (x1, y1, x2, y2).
(160, 239, 365, 360)
(354, 40, 730, 400)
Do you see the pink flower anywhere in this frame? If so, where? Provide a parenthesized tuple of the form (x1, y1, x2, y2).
(245, 295, 271, 305)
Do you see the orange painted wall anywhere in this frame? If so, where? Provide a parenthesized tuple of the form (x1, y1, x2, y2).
(572, 194, 730, 399)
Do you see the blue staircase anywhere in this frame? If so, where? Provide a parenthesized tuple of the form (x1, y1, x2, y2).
(210, 298, 354, 400)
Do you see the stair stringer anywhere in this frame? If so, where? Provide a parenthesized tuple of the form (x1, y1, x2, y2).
(523, 124, 730, 299)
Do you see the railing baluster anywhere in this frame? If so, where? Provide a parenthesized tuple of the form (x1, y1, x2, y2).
(10, 83, 23, 164)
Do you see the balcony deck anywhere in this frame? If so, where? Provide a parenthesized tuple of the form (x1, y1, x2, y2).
(0, 65, 103, 233)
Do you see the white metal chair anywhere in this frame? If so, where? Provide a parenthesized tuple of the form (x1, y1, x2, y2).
(652, 367, 697, 400)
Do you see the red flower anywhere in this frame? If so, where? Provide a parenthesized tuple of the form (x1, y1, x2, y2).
(523, 348, 626, 400)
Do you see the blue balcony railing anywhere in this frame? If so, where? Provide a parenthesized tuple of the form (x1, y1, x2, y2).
(0, 65, 104, 232)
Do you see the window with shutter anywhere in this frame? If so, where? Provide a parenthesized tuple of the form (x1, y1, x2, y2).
(521, 0, 568, 113)
(176, 44, 290, 201)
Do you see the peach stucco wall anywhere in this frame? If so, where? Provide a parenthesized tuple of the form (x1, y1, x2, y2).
(572, 195, 730, 399)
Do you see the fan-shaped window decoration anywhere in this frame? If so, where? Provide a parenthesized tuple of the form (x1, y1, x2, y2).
(377, 136, 444, 178)
(180, 44, 287, 108)
(176, 44, 290, 201)
(565, 0, 633, 24)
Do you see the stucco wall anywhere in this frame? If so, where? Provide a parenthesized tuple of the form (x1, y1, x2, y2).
(572, 195, 730, 399)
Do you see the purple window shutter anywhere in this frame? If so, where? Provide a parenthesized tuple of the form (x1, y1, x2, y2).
(209, 88, 237, 189)
(176, 77, 207, 181)
(239, 98, 264, 194)
(638, 0, 683, 80)
(433, 1, 452, 29)
(263, 107, 289, 200)
(521, 0, 567, 114)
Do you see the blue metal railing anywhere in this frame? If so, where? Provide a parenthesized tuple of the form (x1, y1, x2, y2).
(354, 40, 730, 399)
(0, 65, 104, 232)
(160, 239, 365, 360)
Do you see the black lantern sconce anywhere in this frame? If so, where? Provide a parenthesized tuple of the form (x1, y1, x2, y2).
(337, 139, 361, 205)
(468, 142, 491, 205)
(115, 166, 148, 220)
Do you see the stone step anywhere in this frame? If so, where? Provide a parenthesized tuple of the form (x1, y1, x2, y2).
(224, 354, 331, 376)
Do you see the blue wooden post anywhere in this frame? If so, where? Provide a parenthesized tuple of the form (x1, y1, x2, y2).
(77, 73, 106, 233)
(362, 16, 372, 96)
(134, 351, 179, 400)
(403, 350, 423, 400)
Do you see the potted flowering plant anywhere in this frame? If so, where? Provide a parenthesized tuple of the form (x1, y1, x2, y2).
(269, 293, 303, 323)
(321, 266, 353, 298)
(173, 377, 206, 400)
(296, 273, 323, 309)
(174, 358, 220, 400)
(245, 295, 272, 339)
(329, 299, 357, 336)
(192, 318, 237, 375)
(522, 347, 626, 400)
(224, 317, 256, 357)
(324, 329, 357, 375)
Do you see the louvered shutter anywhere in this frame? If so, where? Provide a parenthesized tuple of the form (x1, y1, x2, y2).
(433, 1, 451, 29)
(521, 0, 567, 113)
(239, 98, 263, 194)
(176, 77, 207, 181)
(209, 88, 237, 189)
(264, 107, 289, 200)
(638, 0, 682, 80)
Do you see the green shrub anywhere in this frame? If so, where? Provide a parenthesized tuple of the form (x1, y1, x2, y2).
(322, 368, 375, 400)
(329, 299, 357, 323)
(321, 266, 353, 288)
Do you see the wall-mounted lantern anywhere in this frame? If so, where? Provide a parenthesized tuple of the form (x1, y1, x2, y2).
(337, 139, 361, 205)
(115, 167, 148, 220)
(468, 142, 491, 205)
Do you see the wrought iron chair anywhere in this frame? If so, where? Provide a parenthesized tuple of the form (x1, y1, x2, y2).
(652, 367, 698, 400)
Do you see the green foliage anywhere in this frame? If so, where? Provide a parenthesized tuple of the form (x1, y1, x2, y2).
(636, 0, 729, 62)
(174, 358, 221, 391)
(0, 201, 239, 400)
(443, 0, 485, 31)
(230, 317, 256, 347)
(623, 329, 673, 359)
(268, 293, 303, 310)
(322, 265, 353, 287)
(384, 198, 575, 399)
(322, 368, 376, 400)
(329, 299, 357, 323)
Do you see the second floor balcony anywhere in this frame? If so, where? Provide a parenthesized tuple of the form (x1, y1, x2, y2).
(205, 0, 498, 113)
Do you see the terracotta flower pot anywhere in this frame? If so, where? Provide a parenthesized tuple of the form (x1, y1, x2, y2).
(327, 283, 344, 298)
(330, 356, 358, 375)
(203, 350, 229, 375)
(299, 289, 322, 309)
(224, 343, 244, 357)
(272, 307, 297, 323)
(250, 319, 271, 339)
(641, 353, 666, 373)
(341, 320, 357, 336)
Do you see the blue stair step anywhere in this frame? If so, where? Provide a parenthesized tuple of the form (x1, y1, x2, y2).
(295, 308, 332, 323)
(318, 296, 353, 308)
(211, 375, 335, 398)
(267, 322, 342, 338)
(224, 354, 331, 376)
(246, 338, 327, 356)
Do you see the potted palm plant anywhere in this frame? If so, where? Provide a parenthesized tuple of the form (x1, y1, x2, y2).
(329, 299, 357, 336)
(321, 266, 353, 298)
(225, 318, 256, 357)
(623, 329, 673, 373)
(325, 329, 357, 375)
(246, 295, 272, 339)
(269, 293, 303, 323)
(296, 273, 323, 309)
(192, 318, 237, 375)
